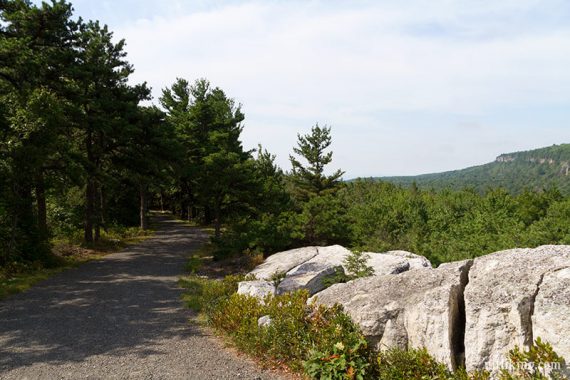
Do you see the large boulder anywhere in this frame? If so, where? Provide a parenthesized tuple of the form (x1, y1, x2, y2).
(277, 264, 343, 295)
(249, 247, 318, 280)
(366, 253, 410, 275)
(312, 260, 472, 370)
(275, 245, 349, 295)
(237, 280, 275, 299)
(464, 245, 570, 372)
(384, 250, 432, 269)
(533, 267, 570, 364)
(532, 266, 570, 363)
(243, 245, 432, 298)
(274, 245, 429, 295)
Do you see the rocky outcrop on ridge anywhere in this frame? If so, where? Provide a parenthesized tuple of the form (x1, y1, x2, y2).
(464, 245, 570, 372)
(240, 244, 570, 372)
(312, 260, 471, 369)
(238, 245, 431, 297)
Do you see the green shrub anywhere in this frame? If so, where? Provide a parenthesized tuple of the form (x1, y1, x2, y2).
(179, 274, 248, 314)
(322, 267, 350, 287)
(499, 338, 568, 380)
(269, 271, 286, 287)
(185, 255, 203, 274)
(185, 279, 367, 372)
(304, 338, 372, 380)
(376, 347, 455, 380)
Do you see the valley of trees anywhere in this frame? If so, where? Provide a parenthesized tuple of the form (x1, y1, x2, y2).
(2, 0, 570, 277)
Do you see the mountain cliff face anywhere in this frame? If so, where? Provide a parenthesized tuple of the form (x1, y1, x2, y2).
(380, 144, 570, 194)
(495, 144, 570, 176)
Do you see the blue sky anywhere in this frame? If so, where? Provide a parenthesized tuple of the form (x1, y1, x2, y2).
(37, 0, 570, 178)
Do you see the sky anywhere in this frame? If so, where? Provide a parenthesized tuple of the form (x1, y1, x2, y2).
(37, 0, 570, 178)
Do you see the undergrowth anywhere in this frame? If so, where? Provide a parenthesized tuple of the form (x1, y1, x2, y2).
(180, 273, 569, 380)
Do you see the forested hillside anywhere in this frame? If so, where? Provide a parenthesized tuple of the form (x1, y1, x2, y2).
(381, 144, 570, 194)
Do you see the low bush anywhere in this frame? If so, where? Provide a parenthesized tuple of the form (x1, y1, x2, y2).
(210, 290, 370, 372)
(179, 274, 247, 315)
(376, 347, 454, 379)
(305, 338, 372, 380)
(181, 274, 568, 380)
(499, 338, 567, 380)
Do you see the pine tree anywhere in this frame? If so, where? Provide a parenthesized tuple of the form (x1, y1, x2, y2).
(289, 123, 344, 201)
(161, 79, 256, 239)
(0, 0, 78, 263)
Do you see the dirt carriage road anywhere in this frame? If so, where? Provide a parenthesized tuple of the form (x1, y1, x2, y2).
(0, 215, 284, 380)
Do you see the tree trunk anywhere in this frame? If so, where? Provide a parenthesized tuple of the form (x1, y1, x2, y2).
(99, 185, 107, 233)
(35, 171, 47, 238)
(140, 183, 147, 230)
(204, 206, 212, 225)
(84, 129, 94, 244)
(84, 178, 95, 244)
(159, 191, 164, 212)
(213, 204, 221, 239)
(94, 221, 100, 242)
(12, 180, 42, 260)
(93, 182, 101, 242)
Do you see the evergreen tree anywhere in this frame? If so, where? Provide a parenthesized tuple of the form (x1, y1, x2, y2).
(75, 20, 150, 242)
(289, 123, 344, 200)
(0, 0, 78, 263)
(287, 124, 350, 246)
(161, 79, 256, 239)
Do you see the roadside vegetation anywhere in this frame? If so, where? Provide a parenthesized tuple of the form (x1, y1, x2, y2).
(180, 273, 567, 379)
(0, 225, 152, 300)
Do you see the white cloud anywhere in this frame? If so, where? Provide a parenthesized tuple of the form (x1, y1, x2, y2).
(113, 0, 570, 177)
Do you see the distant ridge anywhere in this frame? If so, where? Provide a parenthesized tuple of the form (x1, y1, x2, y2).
(375, 143, 570, 194)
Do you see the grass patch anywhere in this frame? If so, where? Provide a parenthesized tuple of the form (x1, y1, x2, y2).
(0, 253, 100, 300)
(0, 266, 66, 300)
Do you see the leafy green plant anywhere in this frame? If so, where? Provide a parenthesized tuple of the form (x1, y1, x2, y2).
(179, 274, 250, 314)
(304, 338, 372, 380)
(322, 267, 350, 288)
(269, 271, 286, 287)
(499, 338, 568, 380)
(185, 255, 202, 274)
(376, 347, 455, 380)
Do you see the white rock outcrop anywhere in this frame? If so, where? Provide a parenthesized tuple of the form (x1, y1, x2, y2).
(464, 245, 570, 372)
(311, 260, 472, 370)
(384, 250, 432, 269)
(533, 267, 570, 362)
(239, 244, 570, 371)
(246, 245, 430, 295)
(366, 252, 413, 275)
(277, 264, 343, 295)
(237, 280, 275, 299)
(249, 247, 318, 280)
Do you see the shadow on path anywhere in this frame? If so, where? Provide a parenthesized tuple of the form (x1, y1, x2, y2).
(0, 215, 208, 371)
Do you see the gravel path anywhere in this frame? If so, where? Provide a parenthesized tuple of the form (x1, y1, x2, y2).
(0, 215, 285, 380)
